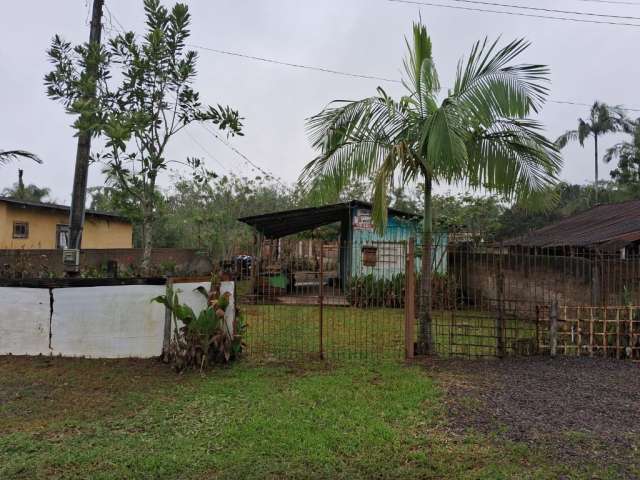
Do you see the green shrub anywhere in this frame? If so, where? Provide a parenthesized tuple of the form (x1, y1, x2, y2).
(347, 273, 456, 309)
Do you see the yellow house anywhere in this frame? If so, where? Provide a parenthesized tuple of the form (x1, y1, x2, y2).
(0, 197, 133, 249)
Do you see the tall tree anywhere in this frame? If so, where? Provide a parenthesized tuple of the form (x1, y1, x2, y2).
(604, 117, 640, 194)
(0, 150, 41, 166)
(1, 170, 51, 202)
(300, 22, 560, 354)
(556, 101, 628, 204)
(45, 0, 242, 273)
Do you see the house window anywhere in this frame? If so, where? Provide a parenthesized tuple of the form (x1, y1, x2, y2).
(362, 246, 378, 267)
(12, 222, 29, 239)
(56, 224, 70, 249)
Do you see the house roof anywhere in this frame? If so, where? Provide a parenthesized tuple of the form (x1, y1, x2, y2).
(237, 200, 420, 239)
(504, 199, 640, 250)
(0, 196, 130, 222)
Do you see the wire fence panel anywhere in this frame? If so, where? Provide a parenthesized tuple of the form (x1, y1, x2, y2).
(222, 237, 640, 361)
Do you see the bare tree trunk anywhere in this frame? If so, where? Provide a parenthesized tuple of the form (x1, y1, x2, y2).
(141, 207, 153, 276)
(417, 176, 434, 355)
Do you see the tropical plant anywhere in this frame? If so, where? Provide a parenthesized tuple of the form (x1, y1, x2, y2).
(152, 283, 245, 371)
(45, 0, 242, 273)
(556, 101, 629, 204)
(604, 117, 640, 193)
(300, 22, 561, 353)
(0, 150, 41, 166)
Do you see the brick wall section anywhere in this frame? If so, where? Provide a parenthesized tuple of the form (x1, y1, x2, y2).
(0, 248, 213, 278)
(452, 252, 609, 319)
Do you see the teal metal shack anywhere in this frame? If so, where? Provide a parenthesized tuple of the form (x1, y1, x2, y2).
(238, 200, 448, 287)
(348, 204, 447, 281)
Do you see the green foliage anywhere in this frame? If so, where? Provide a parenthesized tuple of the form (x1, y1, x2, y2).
(300, 22, 560, 232)
(556, 101, 630, 203)
(605, 117, 640, 193)
(152, 284, 244, 370)
(45, 0, 242, 271)
(348, 273, 406, 308)
(347, 272, 454, 309)
(1, 182, 51, 203)
(432, 193, 504, 240)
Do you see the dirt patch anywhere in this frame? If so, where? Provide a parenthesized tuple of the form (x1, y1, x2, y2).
(424, 357, 640, 475)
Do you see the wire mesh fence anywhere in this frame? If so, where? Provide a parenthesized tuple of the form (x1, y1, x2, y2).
(221, 236, 640, 361)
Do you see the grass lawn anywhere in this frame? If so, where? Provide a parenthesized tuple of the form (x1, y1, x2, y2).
(243, 305, 537, 360)
(0, 356, 612, 479)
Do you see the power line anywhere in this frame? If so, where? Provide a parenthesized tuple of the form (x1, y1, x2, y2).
(441, 0, 640, 20)
(105, 3, 640, 112)
(103, 5, 640, 147)
(182, 128, 232, 175)
(188, 44, 399, 83)
(198, 122, 293, 191)
(549, 99, 640, 112)
(188, 43, 640, 113)
(570, 0, 640, 6)
(388, 0, 640, 27)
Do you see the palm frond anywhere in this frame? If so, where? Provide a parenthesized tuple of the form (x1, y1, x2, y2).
(401, 22, 439, 115)
(577, 120, 592, 146)
(555, 130, 579, 149)
(0, 150, 42, 165)
(301, 94, 411, 202)
(453, 37, 550, 121)
(466, 118, 561, 201)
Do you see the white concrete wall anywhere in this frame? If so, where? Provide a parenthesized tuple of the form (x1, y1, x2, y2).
(0, 287, 51, 355)
(51, 285, 166, 358)
(0, 282, 213, 358)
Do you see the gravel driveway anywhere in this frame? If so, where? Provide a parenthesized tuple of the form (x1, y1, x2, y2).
(424, 357, 640, 476)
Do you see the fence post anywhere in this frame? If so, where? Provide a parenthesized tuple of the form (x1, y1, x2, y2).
(496, 244, 506, 358)
(550, 300, 558, 358)
(405, 237, 416, 360)
(319, 241, 324, 360)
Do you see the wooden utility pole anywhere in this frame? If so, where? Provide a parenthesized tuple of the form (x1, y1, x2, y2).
(65, 0, 104, 274)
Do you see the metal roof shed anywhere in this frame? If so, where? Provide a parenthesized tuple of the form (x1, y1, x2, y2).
(504, 199, 640, 252)
(238, 200, 447, 290)
(237, 200, 419, 239)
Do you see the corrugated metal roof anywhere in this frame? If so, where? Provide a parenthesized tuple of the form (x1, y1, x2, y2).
(504, 199, 640, 250)
(0, 196, 129, 221)
(237, 200, 420, 239)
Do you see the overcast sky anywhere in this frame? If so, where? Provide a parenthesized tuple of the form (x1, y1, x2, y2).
(2, 0, 640, 204)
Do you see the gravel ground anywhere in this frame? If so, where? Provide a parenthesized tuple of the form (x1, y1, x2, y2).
(424, 357, 640, 475)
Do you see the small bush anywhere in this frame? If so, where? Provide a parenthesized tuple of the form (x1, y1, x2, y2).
(347, 273, 456, 309)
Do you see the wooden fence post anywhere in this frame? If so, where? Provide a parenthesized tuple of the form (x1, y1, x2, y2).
(405, 237, 416, 360)
(496, 272, 506, 358)
(550, 300, 558, 358)
(319, 241, 324, 360)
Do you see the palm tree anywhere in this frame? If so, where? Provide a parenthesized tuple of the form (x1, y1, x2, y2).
(0, 149, 42, 166)
(300, 22, 561, 354)
(556, 101, 628, 204)
(1, 170, 51, 202)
